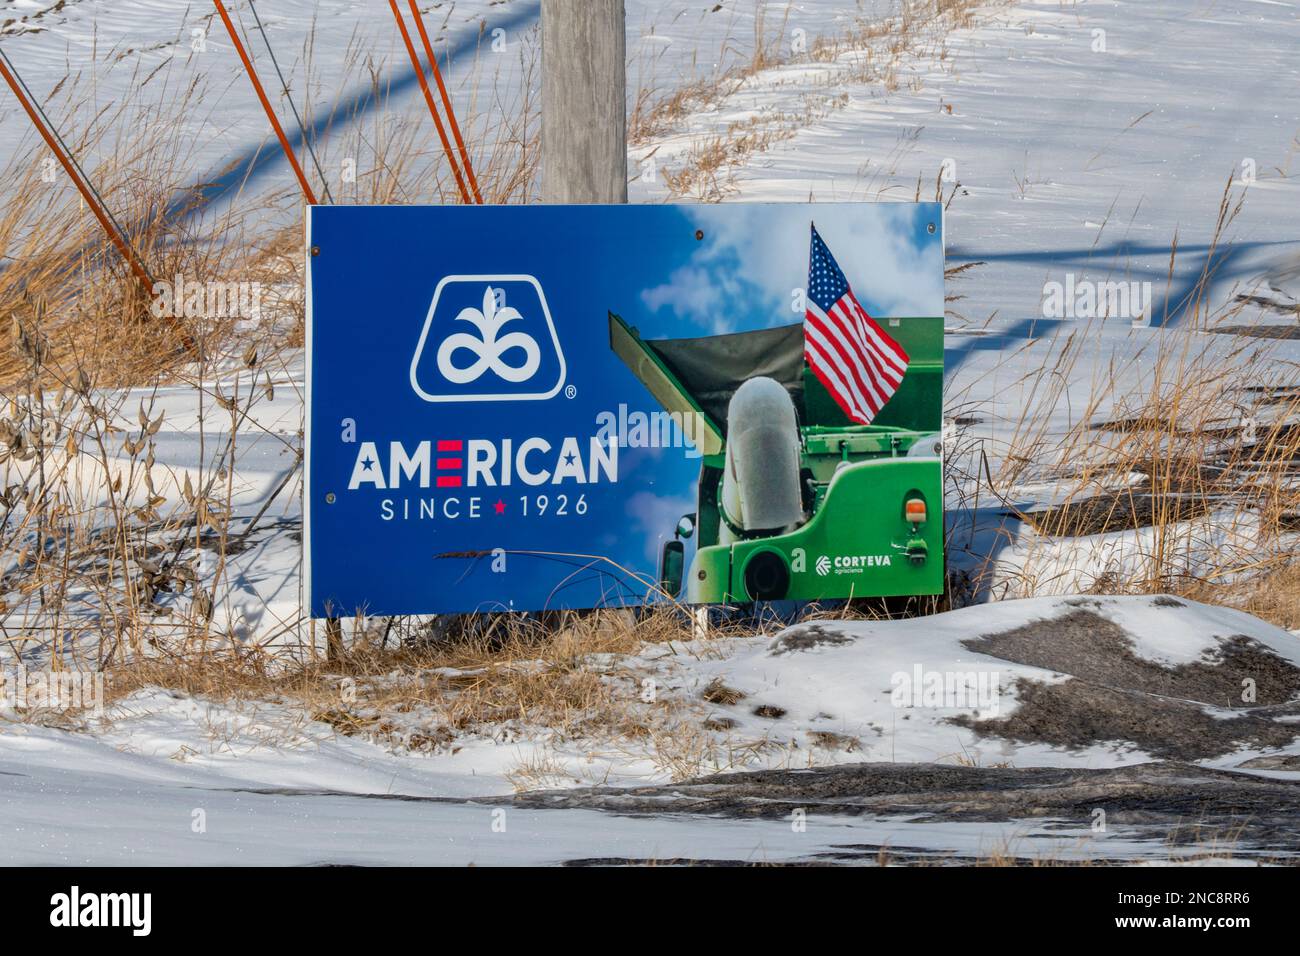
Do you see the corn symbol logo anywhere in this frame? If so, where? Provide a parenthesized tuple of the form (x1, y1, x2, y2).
(437, 285, 540, 384)
(410, 275, 566, 402)
(815, 555, 831, 577)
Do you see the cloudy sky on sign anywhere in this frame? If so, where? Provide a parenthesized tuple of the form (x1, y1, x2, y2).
(621, 202, 945, 574)
(639, 203, 944, 334)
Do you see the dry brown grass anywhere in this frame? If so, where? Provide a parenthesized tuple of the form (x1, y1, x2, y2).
(0, 16, 541, 391)
(77, 600, 845, 787)
(0, 106, 275, 387)
(0, 21, 542, 688)
(4, 4, 1298, 799)
(102, 608, 686, 739)
(1185, 562, 1300, 631)
(947, 174, 1300, 603)
(659, 95, 849, 201)
(93, 606, 792, 786)
(628, 2, 793, 144)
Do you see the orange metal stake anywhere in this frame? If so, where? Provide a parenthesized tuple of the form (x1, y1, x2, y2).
(407, 0, 482, 203)
(0, 47, 200, 353)
(213, 0, 319, 206)
(0, 53, 156, 300)
(387, 0, 472, 204)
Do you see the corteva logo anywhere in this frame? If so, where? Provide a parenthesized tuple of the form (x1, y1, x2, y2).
(814, 552, 893, 576)
(50, 886, 151, 936)
(410, 276, 566, 402)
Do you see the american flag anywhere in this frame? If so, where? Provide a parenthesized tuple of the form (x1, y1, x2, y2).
(803, 224, 910, 425)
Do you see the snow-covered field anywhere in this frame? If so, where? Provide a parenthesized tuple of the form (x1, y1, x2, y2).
(5, 594, 1300, 864)
(2, 0, 1300, 865)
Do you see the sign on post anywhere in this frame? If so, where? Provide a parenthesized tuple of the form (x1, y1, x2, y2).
(306, 203, 945, 616)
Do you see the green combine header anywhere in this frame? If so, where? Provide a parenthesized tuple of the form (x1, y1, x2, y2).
(609, 312, 944, 604)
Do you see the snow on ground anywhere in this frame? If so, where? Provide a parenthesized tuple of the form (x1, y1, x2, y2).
(0, 353, 308, 653)
(3, 743, 1186, 865)
(626, 3, 1300, 408)
(5, 594, 1300, 863)
(2, 3, 1293, 606)
(0, 0, 934, 638)
(672, 595, 1300, 768)
(630, 1, 1300, 329)
(0, 0, 893, 224)
(0, 0, 543, 223)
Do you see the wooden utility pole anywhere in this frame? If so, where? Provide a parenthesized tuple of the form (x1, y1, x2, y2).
(541, 0, 627, 203)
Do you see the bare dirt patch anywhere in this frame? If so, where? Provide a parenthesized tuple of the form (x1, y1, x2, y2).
(1237, 754, 1300, 771)
(503, 760, 1300, 860)
(769, 624, 856, 655)
(953, 607, 1300, 760)
(960, 678, 1298, 760)
(963, 607, 1300, 705)
(1212, 323, 1300, 338)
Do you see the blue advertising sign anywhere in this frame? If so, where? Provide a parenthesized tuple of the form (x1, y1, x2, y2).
(306, 203, 945, 616)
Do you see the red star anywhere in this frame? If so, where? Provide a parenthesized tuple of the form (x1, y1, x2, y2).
(494, 499, 506, 515)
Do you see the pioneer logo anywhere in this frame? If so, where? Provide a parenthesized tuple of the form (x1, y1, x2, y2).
(410, 275, 565, 402)
(50, 886, 151, 936)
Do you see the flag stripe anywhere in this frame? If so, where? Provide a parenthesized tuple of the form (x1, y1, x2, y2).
(831, 299, 904, 384)
(848, 295, 909, 373)
(852, 312, 904, 379)
(816, 297, 897, 411)
(807, 304, 885, 406)
(806, 309, 885, 413)
(805, 325, 876, 420)
(805, 347, 870, 425)
(826, 301, 900, 392)
(805, 341, 865, 421)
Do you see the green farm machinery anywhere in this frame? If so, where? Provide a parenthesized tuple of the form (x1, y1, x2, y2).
(609, 312, 944, 604)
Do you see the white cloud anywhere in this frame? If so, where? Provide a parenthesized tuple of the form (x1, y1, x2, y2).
(641, 265, 748, 334)
(641, 203, 944, 330)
